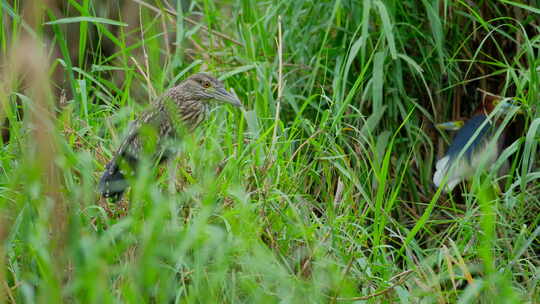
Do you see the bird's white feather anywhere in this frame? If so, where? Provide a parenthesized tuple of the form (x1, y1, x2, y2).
(433, 139, 500, 192)
(433, 156, 449, 188)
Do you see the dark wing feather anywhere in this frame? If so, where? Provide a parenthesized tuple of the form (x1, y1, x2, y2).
(446, 114, 492, 162)
(99, 104, 174, 200)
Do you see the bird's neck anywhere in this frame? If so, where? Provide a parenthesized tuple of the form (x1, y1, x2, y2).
(163, 88, 209, 130)
(179, 99, 208, 129)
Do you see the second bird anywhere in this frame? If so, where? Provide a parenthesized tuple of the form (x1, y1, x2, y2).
(433, 95, 520, 192)
(99, 73, 242, 200)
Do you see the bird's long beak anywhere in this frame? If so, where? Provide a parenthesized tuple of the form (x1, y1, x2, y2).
(436, 120, 465, 131)
(214, 87, 243, 107)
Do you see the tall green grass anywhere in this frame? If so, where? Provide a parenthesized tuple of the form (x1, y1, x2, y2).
(0, 0, 539, 302)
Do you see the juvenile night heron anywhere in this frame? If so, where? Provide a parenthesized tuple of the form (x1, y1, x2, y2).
(99, 73, 242, 200)
(433, 95, 520, 192)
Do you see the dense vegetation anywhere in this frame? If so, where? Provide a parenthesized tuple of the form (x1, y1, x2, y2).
(1, 0, 539, 302)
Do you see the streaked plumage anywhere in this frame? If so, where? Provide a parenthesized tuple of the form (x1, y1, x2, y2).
(99, 73, 241, 200)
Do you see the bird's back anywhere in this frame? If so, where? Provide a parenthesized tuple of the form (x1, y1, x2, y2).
(433, 114, 496, 191)
(446, 114, 492, 162)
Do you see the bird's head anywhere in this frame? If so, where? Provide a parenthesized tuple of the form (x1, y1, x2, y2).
(477, 95, 521, 116)
(182, 73, 242, 107)
(436, 94, 522, 131)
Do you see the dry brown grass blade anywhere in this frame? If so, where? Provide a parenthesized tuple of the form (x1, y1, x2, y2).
(0, 0, 67, 300)
(270, 15, 283, 159)
(8, 0, 67, 288)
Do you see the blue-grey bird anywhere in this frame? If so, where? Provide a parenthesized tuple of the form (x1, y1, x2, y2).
(99, 73, 242, 200)
(433, 96, 520, 192)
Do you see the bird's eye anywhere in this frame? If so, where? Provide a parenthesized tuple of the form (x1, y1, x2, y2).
(202, 81, 211, 88)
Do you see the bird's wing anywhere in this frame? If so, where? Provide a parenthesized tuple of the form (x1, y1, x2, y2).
(112, 93, 199, 168)
(445, 115, 492, 161)
(113, 107, 164, 163)
(433, 114, 497, 192)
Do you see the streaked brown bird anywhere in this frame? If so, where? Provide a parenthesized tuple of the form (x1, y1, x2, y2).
(99, 73, 242, 200)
